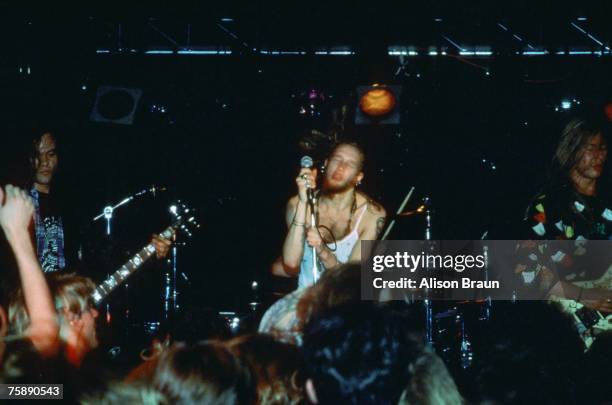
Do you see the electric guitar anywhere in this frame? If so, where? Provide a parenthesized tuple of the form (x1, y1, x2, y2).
(551, 264, 612, 349)
(91, 202, 198, 305)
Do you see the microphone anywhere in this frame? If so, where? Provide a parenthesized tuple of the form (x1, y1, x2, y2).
(300, 155, 314, 169)
(300, 156, 316, 203)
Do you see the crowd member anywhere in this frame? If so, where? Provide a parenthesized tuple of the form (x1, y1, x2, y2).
(81, 381, 168, 405)
(259, 263, 363, 345)
(8, 273, 99, 368)
(226, 334, 305, 404)
(153, 340, 256, 404)
(0, 185, 59, 357)
(397, 347, 464, 405)
(302, 303, 425, 405)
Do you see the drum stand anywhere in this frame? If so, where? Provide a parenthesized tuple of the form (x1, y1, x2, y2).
(423, 197, 434, 345)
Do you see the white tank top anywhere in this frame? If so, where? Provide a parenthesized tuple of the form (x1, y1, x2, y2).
(298, 204, 368, 289)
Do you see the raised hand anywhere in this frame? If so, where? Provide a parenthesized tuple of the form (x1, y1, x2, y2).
(296, 167, 317, 203)
(152, 232, 173, 259)
(0, 185, 34, 242)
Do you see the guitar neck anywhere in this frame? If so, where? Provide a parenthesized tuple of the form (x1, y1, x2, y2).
(91, 226, 174, 305)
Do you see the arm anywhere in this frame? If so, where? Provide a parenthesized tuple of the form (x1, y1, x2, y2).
(281, 197, 308, 276)
(270, 256, 294, 278)
(281, 167, 316, 276)
(0, 185, 59, 357)
(548, 281, 612, 312)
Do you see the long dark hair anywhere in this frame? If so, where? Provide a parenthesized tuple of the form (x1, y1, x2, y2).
(549, 117, 609, 187)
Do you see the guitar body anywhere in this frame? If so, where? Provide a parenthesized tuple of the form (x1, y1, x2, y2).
(550, 265, 612, 349)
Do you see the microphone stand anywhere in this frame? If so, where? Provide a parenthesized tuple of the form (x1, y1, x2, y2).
(93, 185, 167, 236)
(307, 188, 320, 283)
(422, 197, 434, 346)
(91, 185, 166, 334)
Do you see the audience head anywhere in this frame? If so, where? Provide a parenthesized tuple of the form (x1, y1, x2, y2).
(153, 340, 255, 405)
(8, 272, 98, 366)
(302, 303, 423, 405)
(297, 263, 362, 328)
(397, 347, 464, 405)
(226, 334, 305, 404)
(81, 381, 168, 405)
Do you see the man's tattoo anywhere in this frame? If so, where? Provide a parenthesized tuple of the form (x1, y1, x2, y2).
(375, 216, 386, 237)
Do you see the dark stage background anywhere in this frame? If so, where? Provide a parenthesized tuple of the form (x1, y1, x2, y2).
(1, 5, 611, 316)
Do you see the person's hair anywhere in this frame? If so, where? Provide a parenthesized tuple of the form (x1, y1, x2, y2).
(302, 303, 423, 404)
(397, 348, 464, 405)
(28, 125, 60, 163)
(296, 263, 362, 329)
(153, 340, 255, 405)
(328, 141, 366, 170)
(81, 381, 168, 405)
(8, 272, 96, 336)
(469, 301, 584, 404)
(226, 334, 305, 405)
(551, 117, 608, 183)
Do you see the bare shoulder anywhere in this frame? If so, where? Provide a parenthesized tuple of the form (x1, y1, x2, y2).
(356, 192, 386, 218)
(356, 192, 386, 238)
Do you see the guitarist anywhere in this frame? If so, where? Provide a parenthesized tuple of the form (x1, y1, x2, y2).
(520, 117, 612, 313)
(26, 127, 172, 273)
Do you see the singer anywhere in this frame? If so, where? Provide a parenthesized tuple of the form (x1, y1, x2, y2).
(280, 142, 386, 289)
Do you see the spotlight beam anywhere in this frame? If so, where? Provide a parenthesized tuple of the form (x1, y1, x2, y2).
(441, 35, 463, 52)
(147, 22, 180, 47)
(570, 22, 610, 51)
(496, 22, 535, 50)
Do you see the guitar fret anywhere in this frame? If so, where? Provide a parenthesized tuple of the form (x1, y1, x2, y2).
(91, 222, 191, 305)
(91, 243, 160, 304)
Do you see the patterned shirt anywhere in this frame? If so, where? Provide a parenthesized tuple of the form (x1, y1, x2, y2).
(30, 188, 66, 273)
(523, 183, 612, 241)
(518, 183, 612, 291)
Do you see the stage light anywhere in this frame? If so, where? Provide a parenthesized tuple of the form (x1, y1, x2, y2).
(561, 100, 572, 110)
(359, 86, 396, 117)
(355, 85, 401, 124)
(90, 86, 143, 125)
